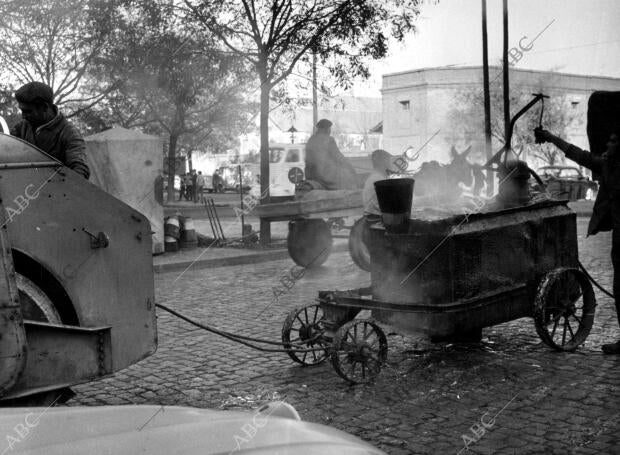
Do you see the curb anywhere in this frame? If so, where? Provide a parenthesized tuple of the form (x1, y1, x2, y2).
(153, 241, 350, 273)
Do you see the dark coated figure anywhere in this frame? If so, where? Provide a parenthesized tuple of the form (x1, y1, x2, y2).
(536, 127, 620, 354)
(11, 81, 89, 179)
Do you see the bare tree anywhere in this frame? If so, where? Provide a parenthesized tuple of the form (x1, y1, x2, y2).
(183, 0, 421, 242)
(0, 0, 120, 112)
(448, 77, 581, 167)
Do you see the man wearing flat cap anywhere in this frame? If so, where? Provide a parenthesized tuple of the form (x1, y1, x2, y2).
(304, 119, 358, 190)
(10, 81, 90, 179)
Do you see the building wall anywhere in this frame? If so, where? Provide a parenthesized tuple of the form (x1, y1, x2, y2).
(382, 66, 620, 166)
(240, 96, 383, 159)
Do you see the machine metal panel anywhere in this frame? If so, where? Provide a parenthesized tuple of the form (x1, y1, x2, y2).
(0, 134, 157, 392)
(367, 200, 578, 335)
(4, 322, 112, 399)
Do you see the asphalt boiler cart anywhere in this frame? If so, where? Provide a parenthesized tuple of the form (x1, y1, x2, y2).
(281, 199, 596, 383)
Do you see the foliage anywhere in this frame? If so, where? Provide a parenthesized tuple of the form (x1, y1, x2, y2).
(183, 0, 422, 239)
(88, 0, 258, 201)
(184, 0, 420, 87)
(447, 76, 581, 167)
(0, 0, 122, 112)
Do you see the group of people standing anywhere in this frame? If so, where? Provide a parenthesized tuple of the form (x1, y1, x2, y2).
(179, 170, 206, 203)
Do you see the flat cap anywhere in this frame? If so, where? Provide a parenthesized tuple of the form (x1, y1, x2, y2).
(15, 82, 54, 105)
(316, 118, 333, 129)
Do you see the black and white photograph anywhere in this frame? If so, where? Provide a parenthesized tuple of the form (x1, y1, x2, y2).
(0, 0, 619, 453)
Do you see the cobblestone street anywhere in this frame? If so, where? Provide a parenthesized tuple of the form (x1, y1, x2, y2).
(72, 217, 620, 454)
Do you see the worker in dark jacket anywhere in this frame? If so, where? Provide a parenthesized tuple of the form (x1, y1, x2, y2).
(10, 82, 89, 179)
(536, 127, 620, 353)
(304, 119, 359, 190)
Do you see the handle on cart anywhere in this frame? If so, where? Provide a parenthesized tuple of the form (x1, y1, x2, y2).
(484, 93, 549, 170)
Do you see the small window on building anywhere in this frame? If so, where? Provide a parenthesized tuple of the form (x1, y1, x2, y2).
(399, 100, 410, 110)
(571, 101, 579, 108)
(269, 148, 284, 163)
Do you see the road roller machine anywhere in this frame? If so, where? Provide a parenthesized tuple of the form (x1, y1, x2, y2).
(0, 132, 157, 403)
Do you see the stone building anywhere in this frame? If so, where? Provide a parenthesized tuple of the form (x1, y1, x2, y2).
(381, 66, 620, 167)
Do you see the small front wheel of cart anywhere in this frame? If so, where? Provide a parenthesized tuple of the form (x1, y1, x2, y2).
(287, 219, 332, 268)
(282, 304, 328, 365)
(331, 319, 387, 384)
(534, 268, 596, 352)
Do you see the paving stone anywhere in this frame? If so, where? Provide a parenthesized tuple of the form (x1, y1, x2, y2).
(68, 218, 620, 454)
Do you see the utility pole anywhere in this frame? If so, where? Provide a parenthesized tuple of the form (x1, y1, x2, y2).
(502, 0, 510, 142)
(481, 0, 493, 195)
(312, 52, 318, 132)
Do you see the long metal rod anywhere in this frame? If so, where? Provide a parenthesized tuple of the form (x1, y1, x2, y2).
(481, 0, 493, 195)
(502, 0, 510, 141)
(238, 165, 244, 238)
(312, 52, 318, 133)
(0, 162, 60, 169)
(204, 198, 219, 240)
(209, 200, 223, 241)
(484, 94, 547, 168)
(210, 199, 226, 241)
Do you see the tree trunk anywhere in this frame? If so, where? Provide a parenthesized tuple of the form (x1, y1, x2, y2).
(259, 70, 272, 246)
(166, 134, 179, 203)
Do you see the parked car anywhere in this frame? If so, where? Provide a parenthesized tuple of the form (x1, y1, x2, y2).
(1, 403, 386, 454)
(269, 143, 306, 197)
(213, 165, 254, 193)
(202, 173, 214, 193)
(537, 165, 598, 201)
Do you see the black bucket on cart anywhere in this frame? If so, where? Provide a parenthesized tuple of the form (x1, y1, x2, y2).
(374, 178, 414, 233)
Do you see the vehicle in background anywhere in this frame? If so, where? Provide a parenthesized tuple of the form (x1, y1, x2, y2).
(213, 165, 254, 193)
(537, 165, 598, 201)
(202, 173, 214, 193)
(163, 175, 181, 192)
(269, 143, 305, 198)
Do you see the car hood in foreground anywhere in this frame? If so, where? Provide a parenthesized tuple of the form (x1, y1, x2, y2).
(0, 404, 386, 455)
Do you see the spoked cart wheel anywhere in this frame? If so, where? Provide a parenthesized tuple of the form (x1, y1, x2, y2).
(331, 319, 388, 384)
(534, 268, 596, 351)
(282, 304, 328, 365)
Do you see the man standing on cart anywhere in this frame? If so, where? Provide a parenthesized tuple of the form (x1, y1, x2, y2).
(535, 127, 620, 353)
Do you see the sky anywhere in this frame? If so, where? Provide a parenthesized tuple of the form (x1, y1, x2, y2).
(349, 0, 620, 97)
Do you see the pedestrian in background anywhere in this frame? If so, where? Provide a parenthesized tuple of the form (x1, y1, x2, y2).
(183, 173, 193, 201)
(535, 126, 620, 354)
(191, 170, 198, 202)
(196, 171, 205, 203)
(179, 173, 186, 201)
